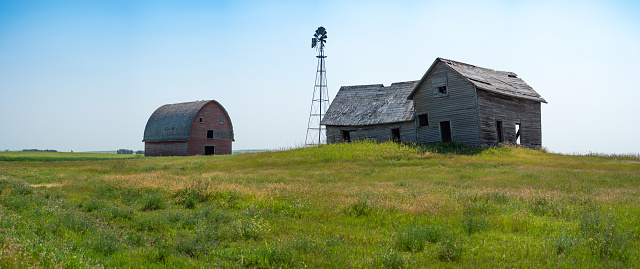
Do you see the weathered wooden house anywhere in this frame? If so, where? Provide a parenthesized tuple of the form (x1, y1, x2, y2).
(322, 58, 546, 147)
(143, 100, 234, 156)
(321, 81, 419, 143)
(408, 58, 546, 147)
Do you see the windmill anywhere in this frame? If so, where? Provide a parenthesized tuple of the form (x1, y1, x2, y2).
(305, 26, 330, 145)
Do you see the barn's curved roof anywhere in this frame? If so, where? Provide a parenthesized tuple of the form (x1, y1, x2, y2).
(142, 100, 233, 142)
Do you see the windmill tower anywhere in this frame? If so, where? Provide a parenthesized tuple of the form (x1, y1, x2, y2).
(305, 26, 330, 145)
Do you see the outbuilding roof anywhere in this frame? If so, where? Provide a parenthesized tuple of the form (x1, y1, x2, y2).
(321, 80, 419, 126)
(408, 58, 547, 103)
(143, 100, 232, 142)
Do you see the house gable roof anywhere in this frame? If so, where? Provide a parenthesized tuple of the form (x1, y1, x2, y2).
(408, 58, 547, 103)
(143, 100, 233, 142)
(321, 80, 419, 126)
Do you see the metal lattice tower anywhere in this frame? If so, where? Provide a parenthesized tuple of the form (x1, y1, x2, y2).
(305, 26, 330, 145)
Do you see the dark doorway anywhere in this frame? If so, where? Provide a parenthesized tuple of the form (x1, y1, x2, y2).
(204, 146, 215, 155)
(341, 130, 351, 142)
(440, 121, 452, 142)
(515, 123, 521, 145)
(391, 128, 401, 143)
(496, 121, 504, 143)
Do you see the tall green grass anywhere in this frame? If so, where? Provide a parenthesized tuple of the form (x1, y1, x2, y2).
(0, 141, 638, 268)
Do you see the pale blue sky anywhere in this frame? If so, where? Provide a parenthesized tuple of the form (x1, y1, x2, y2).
(1, 0, 639, 154)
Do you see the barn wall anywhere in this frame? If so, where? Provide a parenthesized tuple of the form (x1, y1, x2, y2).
(477, 90, 542, 147)
(326, 121, 416, 143)
(145, 141, 189, 156)
(413, 62, 481, 145)
(187, 101, 233, 155)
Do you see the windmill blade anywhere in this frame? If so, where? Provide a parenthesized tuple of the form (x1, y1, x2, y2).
(312, 26, 327, 49)
(317, 26, 326, 36)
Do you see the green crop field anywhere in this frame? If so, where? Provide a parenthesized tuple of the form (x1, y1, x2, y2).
(0, 151, 139, 162)
(1, 142, 639, 268)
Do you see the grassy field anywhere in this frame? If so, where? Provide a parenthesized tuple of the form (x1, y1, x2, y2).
(0, 151, 140, 162)
(0, 142, 639, 268)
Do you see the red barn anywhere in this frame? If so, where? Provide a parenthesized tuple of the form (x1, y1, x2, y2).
(143, 100, 234, 156)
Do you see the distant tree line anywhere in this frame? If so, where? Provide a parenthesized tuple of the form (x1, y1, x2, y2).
(22, 149, 58, 152)
(117, 149, 145, 155)
(117, 149, 134, 154)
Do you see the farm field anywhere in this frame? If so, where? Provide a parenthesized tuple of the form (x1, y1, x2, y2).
(1, 142, 639, 268)
(0, 151, 139, 162)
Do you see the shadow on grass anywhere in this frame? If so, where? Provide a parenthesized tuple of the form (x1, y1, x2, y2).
(408, 142, 489, 156)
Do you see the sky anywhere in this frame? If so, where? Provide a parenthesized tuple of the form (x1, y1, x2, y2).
(1, 0, 639, 154)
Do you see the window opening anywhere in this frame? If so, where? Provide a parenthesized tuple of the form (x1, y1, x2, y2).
(440, 121, 452, 142)
(341, 130, 351, 142)
(205, 146, 215, 155)
(207, 130, 214, 139)
(199, 117, 203, 123)
(418, 114, 429, 127)
(515, 123, 521, 145)
(391, 128, 401, 143)
(496, 121, 504, 143)
(436, 86, 447, 95)
(219, 118, 224, 124)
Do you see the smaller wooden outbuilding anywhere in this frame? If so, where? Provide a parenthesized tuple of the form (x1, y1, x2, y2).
(143, 100, 234, 156)
(321, 81, 419, 143)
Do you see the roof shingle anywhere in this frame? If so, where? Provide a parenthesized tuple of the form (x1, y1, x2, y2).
(410, 58, 546, 103)
(321, 81, 419, 126)
(143, 100, 212, 142)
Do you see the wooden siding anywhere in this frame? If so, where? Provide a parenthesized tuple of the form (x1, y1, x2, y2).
(145, 141, 189, 156)
(413, 61, 482, 145)
(326, 121, 416, 143)
(477, 89, 542, 147)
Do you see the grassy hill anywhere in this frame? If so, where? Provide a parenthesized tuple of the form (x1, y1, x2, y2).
(1, 142, 638, 268)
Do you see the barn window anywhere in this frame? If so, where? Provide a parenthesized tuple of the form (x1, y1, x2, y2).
(199, 117, 203, 123)
(207, 130, 214, 139)
(418, 114, 429, 127)
(436, 86, 447, 95)
(219, 118, 224, 125)
(515, 123, 521, 145)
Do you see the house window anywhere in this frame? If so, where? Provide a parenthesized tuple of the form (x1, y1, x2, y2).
(207, 130, 214, 139)
(391, 128, 401, 143)
(199, 117, 203, 123)
(341, 130, 351, 142)
(436, 86, 447, 95)
(418, 114, 429, 127)
(219, 118, 224, 124)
